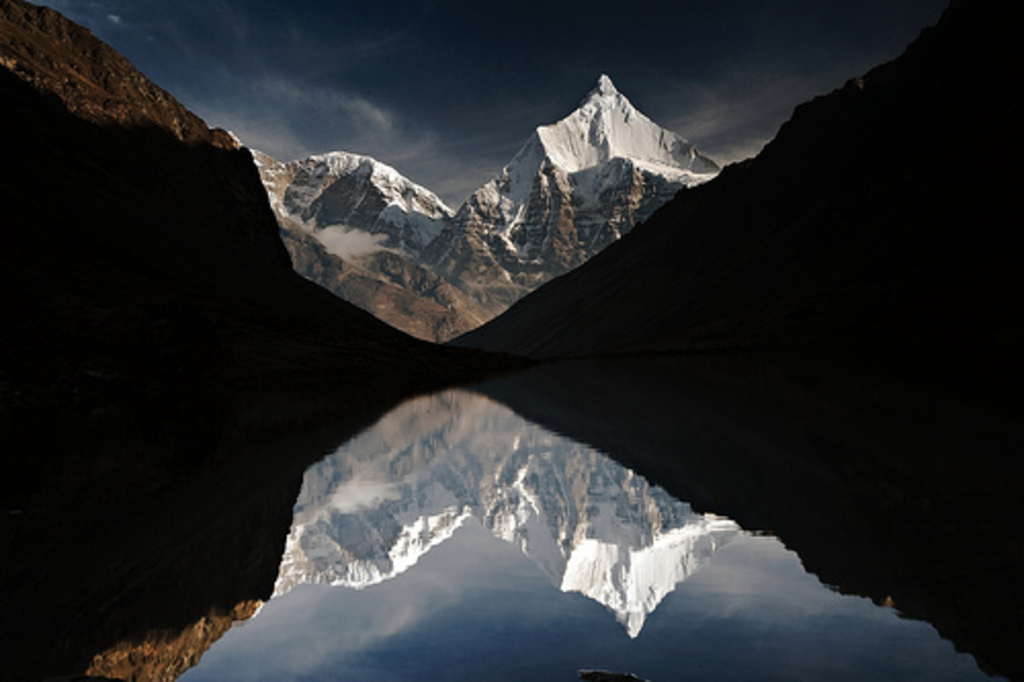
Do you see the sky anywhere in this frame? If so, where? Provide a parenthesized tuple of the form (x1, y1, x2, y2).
(35, 0, 947, 207)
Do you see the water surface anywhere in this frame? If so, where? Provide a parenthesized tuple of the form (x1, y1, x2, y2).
(182, 388, 992, 681)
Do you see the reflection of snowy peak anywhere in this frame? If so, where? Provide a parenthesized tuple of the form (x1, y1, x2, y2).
(275, 502, 470, 594)
(274, 390, 741, 636)
(563, 517, 738, 637)
(254, 149, 453, 257)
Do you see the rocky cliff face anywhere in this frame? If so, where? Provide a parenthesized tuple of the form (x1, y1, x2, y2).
(255, 151, 488, 341)
(256, 150, 452, 256)
(0, 0, 233, 149)
(253, 76, 717, 341)
(422, 75, 718, 315)
(277, 221, 489, 342)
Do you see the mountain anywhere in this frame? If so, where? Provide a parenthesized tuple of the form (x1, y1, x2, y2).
(256, 76, 717, 342)
(0, 1, 516, 676)
(255, 150, 490, 341)
(421, 74, 719, 315)
(273, 390, 740, 638)
(255, 150, 453, 256)
(0, 0, 511, 407)
(452, 0, 1019, 364)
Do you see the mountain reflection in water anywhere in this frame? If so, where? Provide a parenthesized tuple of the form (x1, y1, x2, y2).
(182, 385, 995, 682)
(274, 390, 739, 638)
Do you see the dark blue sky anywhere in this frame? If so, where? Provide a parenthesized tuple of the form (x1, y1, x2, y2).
(36, 0, 946, 205)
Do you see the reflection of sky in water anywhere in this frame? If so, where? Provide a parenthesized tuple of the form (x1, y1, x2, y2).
(182, 390, 994, 682)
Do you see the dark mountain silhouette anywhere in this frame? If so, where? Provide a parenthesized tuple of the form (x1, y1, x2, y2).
(0, 0, 511, 409)
(455, 5, 1024, 676)
(0, 1, 519, 678)
(454, 0, 1020, 366)
(0, 388, 406, 681)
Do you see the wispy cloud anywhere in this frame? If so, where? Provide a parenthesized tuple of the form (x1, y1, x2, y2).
(185, 74, 401, 157)
(188, 72, 491, 206)
(32, 0, 948, 215)
(254, 78, 396, 136)
(33, 0, 112, 29)
(656, 64, 860, 168)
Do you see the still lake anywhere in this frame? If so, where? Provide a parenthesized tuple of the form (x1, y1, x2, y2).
(3, 354, 1015, 681)
(178, 367, 999, 682)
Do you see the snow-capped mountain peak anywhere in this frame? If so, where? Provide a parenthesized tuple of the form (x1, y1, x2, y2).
(304, 151, 453, 221)
(254, 149, 452, 258)
(594, 72, 618, 96)
(414, 75, 723, 320)
(534, 74, 716, 176)
(252, 75, 720, 339)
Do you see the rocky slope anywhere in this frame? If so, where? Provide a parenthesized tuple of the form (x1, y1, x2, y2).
(257, 76, 717, 342)
(0, 0, 233, 149)
(277, 223, 490, 342)
(453, 0, 1019, 362)
(421, 74, 718, 315)
(255, 150, 452, 256)
(255, 151, 489, 341)
(0, 0, 509, 408)
(85, 601, 262, 682)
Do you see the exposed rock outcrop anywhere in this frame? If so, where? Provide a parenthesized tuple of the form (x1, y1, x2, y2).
(0, 0, 234, 148)
(86, 601, 262, 682)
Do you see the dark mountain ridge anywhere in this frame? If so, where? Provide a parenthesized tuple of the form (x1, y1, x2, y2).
(0, 2, 518, 678)
(453, 0, 1020, 366)
(0, 0, 513, 408)
(0, 0, 234, 149)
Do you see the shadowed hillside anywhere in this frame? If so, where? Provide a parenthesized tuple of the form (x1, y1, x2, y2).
(0, 1, 521, 678)
(454, 0, 1019, 365)
(477, 355, 1024, 679)
(0, 0, 514, 409)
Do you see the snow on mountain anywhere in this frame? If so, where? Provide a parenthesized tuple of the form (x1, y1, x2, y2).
(248, 75, 717, 338)
(254, 149, 453, 258)
(421, 74, 719, 314)
(272, 390, 741, 636)
(253, 149, 490, 343)
(536, 74, 717, 178)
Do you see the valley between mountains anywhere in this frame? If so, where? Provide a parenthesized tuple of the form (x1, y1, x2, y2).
(2, 1, 1023, 680)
